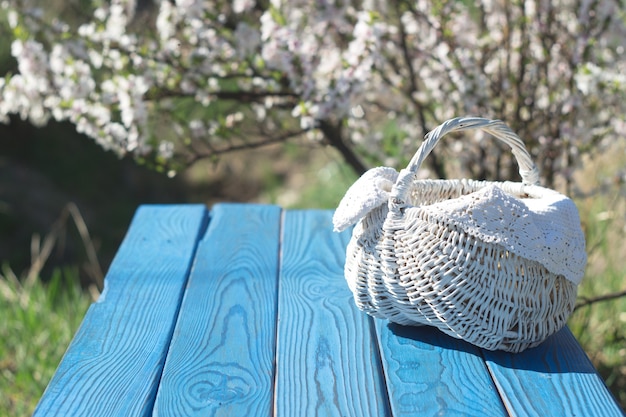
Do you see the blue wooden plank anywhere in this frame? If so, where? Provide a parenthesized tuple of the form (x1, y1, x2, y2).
(275, 210, 390, 417)
(375, 320, 508, 416)
(33, 204, 208, 417)
(153, 204, 281, 417)
(483, 326, 625, 417)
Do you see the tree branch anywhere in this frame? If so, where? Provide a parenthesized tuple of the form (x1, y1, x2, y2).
(183, 129, 307, 167)
(574, 289, 626, 312)
(392, 0, 445, 179)
(147, 88, 299, 104)
(318, 120, 368, 175)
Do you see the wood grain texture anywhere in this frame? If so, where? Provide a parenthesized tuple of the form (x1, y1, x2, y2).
(275, 210, 389, 417)
(483, 326, 625, 417)
(35, 203, 624, 417)
(33, 204, 208, 417)
(375, 320, 507, 417)
(153, 204, 281, 417)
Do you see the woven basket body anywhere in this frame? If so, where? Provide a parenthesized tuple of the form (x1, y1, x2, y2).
(334, 118, 586, 352)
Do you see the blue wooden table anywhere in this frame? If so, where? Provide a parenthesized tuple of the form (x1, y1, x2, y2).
(34, 204, 624, 417)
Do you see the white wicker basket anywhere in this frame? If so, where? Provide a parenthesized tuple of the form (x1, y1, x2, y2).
(333, 117, 587, 352)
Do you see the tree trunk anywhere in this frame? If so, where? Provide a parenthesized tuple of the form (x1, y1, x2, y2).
(318, 120, 368, 176)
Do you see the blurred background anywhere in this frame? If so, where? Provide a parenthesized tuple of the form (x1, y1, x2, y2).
(1, 1, 626, 414)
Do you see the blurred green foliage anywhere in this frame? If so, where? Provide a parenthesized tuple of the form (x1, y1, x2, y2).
(0, 266, 91, 416)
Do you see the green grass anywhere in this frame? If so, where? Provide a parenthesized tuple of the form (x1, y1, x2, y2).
(0, 266, 92, 416)
(569, 187, 626, 408)
(287, 159, 359, 209)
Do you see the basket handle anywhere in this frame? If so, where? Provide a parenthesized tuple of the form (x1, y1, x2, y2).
(392, 117, 540, 203)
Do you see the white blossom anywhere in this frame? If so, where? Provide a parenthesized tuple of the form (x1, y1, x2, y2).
(233, 0, 255, 14)
(235, 22, 261, 58)
(0, 0, 624, 181)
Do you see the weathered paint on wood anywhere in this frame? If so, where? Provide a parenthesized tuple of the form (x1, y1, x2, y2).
(375, 320, 508, 416)
(153, 204, 281, 417)
(483, 326, 626, 417)
(274, 210, 390, 417)
(33, 205, 208, 417)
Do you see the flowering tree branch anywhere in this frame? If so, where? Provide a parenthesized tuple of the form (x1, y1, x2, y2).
(0, 0, 624, 185)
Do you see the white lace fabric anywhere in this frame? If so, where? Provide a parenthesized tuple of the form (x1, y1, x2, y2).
(333, 166, 586, 285)
(414, 185, 586, 285)
(333, 167, 398, 232)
